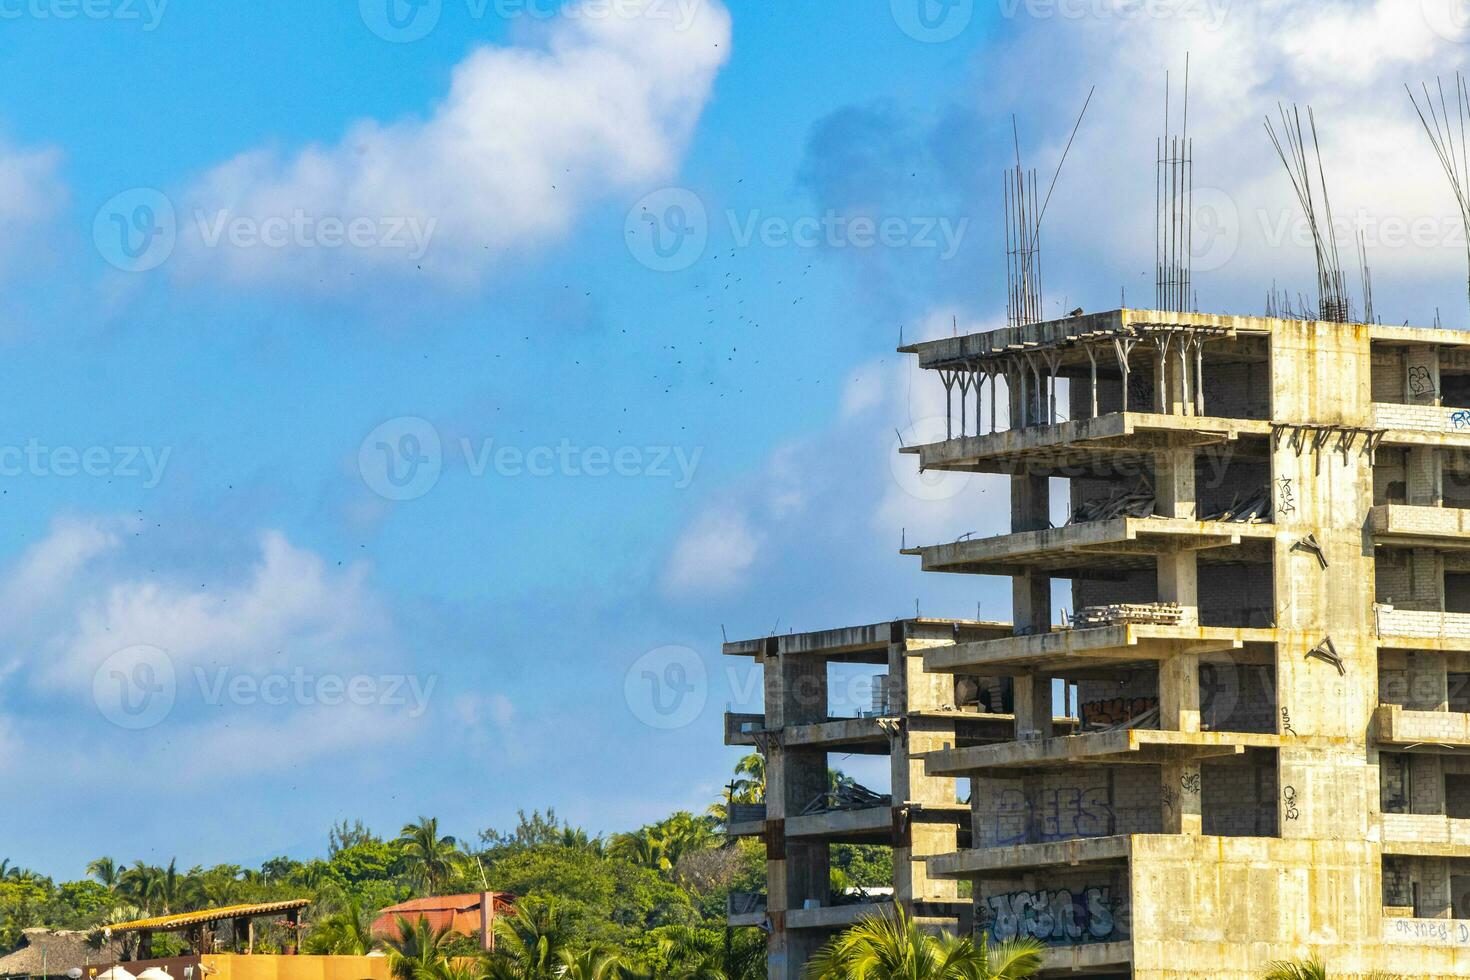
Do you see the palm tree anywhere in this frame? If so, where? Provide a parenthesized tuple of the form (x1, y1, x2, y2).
(805, 910, 1044, 980)
(1264, 960, 1328, 980)
(383, 915, 456, 980)
(157, 859, 184, 914)
(731, 755, 765, 802)
(398, 817, 462, 896)
(119, 862, 163, 912)
(607, 829, 670, 872)
(87, 857, 120, 890)
(556, 948, 624, 980)
(490, 899, 570, 980)
(304, 898, 378, 955)
(416, 961, 491, 980)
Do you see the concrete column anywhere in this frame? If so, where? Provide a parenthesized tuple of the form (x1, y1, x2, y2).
(1161, 761, 1203, 834)
(1159, 652, 1202, 734)
(1154, 448, 1197, 519)
(1010, 472, 1052, 636)
(1158, 644, 1202, 834)
(763, 648, 830, 979)
(1166, 343, 1191, 416)
(1014, 672, 1053, 740)
(770, 653, 827, 729)
(1155, 448, 1200, 626)
(1153, 349, 1168, 414)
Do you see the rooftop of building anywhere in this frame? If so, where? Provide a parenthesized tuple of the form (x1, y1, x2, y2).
(898, 308, 1470, 370)
(722, 617, 1011, 661)
(370, 892, 512, 939)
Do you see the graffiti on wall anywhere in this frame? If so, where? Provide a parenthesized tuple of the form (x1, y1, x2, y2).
(1283, 785, 1301, 821)
(1080, 696, 1159, 728)
(990, 786, 1114, 846)
(985, 886, 1118, 945)
(1276, 476, 1296, 516)
(1408, 365, 1437, 400)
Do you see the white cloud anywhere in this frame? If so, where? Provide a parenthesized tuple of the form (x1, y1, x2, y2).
(37, 528, 386, 690)
(0, 517, 420, 787)
(975, 0, 1470, 318)
(662, 507, 761, 596)
(0, 138, 64, 268)
(176, 0, 730, 287)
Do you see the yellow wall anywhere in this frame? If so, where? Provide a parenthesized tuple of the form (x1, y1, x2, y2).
(201, 954, 390, 980)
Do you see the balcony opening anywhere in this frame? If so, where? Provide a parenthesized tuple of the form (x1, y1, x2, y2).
(1455, 875, 1470, 919)
(1198, 563, 1275, 628)
(1201, 748, 1279, 837)
(1452, 672, 1470, 713)
(1447, 773, 1470, 819)
(1200, 646, 1277, 733)
(827, 662, 891, 720)
(1444, 370, 1470, 409)
(1384, 856, 1470, 919)
(1449, 573, 1470, 614)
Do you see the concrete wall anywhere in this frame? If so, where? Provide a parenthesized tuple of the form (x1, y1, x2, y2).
(977, 867, 1130, 947)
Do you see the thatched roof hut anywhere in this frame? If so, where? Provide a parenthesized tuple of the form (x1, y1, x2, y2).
(0, 929, 120, 980)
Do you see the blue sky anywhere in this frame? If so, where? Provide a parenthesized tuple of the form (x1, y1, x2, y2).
(5, 0, 1470, 877)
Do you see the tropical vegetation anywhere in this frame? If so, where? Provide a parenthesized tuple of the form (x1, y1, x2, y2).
(0, 756, 889, 980)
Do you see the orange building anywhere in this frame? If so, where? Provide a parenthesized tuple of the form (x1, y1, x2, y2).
(369, 893, 513, 952)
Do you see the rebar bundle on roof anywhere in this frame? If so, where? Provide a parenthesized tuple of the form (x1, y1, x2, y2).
(1265, 104, 1349, 323)
(1409, 74, 1470, 315)
(1157, 58, 1194, 313)
(1002, 87, 1094, 329)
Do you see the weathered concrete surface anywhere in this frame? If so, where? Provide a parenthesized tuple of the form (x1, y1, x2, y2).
(909, 312, 1470, 978)
(727, 310, 1470, 978)
(723, 619, 1005, 980)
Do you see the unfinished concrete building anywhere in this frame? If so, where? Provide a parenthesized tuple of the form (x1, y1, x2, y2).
(888, 309, 1470, 977)
(723, 618, 1067, 978)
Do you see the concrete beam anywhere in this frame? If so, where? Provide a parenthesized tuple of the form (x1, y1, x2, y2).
(928, 835, 1131, 879)
(922, 728, 1266, 778)
(923, 624, 1267, 675)
(906, 517, 1276, 577)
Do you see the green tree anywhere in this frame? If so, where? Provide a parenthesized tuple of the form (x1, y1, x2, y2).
(304, 897, 378, 955)
(398, 817, 462, 896)
(329, 820, 381, 857)
(383, 915, 457, 980)
(489, 899, 571, 980)
(86, 858, 120, 891)
(556, 947, 625, 980)
(805, 910, 1044, 980)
